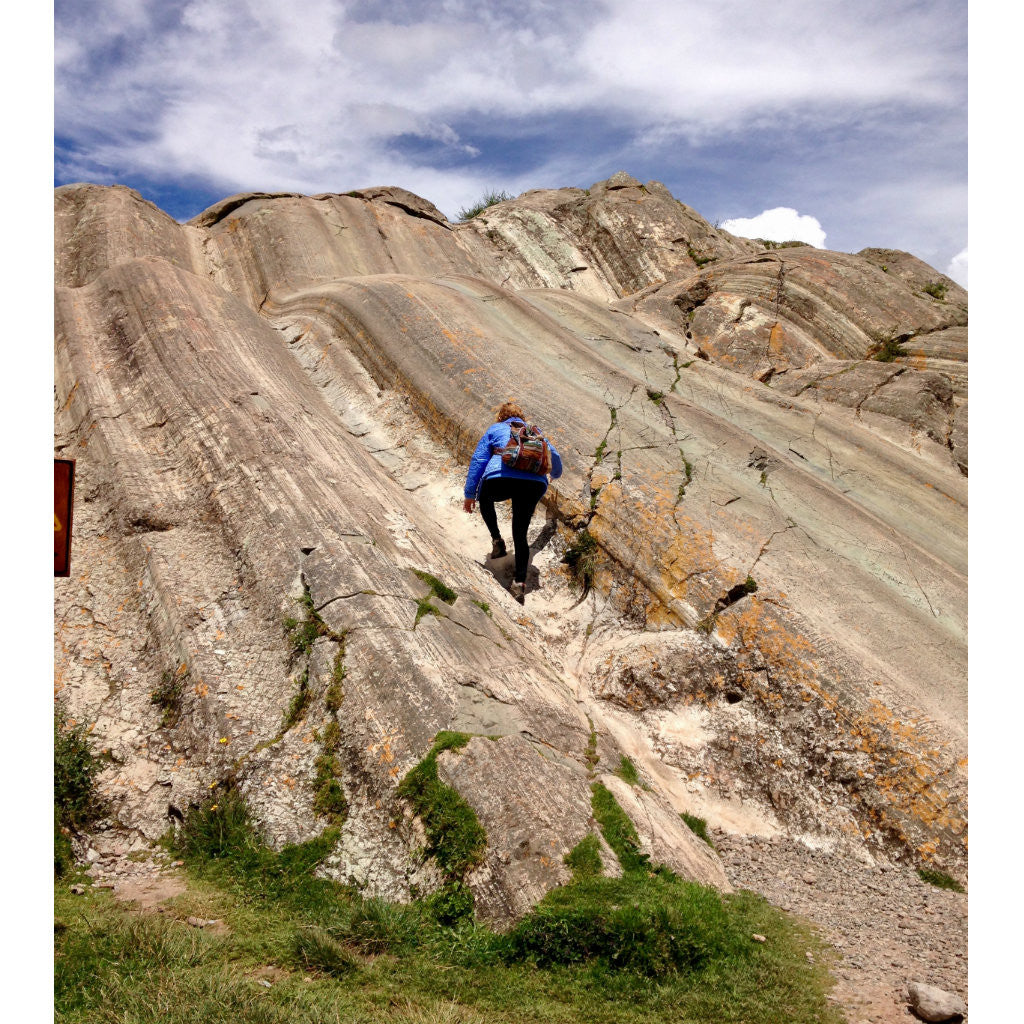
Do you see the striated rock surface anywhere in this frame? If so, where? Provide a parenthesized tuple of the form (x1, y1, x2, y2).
(54, 174, 967, 926)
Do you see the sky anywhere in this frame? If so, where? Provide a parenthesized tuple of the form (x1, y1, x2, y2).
(54, 0, 967, 284)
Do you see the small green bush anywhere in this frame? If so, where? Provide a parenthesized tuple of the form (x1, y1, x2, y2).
(54, 701, 105, 876)
(563, 529, 600, 592)
(427, 880, 476, 927)
(504, 875, 748, 977)
(871, 337, 908, 362)
(458, 190, 513, 221)
(923, 281, 947, 300)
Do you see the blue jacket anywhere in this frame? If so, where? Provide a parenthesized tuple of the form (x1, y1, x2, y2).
(464, 418, 563, 499)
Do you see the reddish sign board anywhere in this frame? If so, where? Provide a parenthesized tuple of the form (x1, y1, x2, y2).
(55, 459, 75, 577)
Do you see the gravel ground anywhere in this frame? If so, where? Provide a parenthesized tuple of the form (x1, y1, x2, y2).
(714, 831, 968, 1023)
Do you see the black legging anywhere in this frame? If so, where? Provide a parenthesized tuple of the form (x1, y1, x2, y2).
(478, 477, 547, 583)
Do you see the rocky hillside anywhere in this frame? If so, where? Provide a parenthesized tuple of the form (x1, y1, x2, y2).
(54, 172, 967, 926)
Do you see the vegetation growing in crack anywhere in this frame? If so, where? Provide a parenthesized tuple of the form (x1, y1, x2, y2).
(590, 781, 655, 876)
(151, 662, 189, 728)
(284, 590, 332, 666)
(458, 189, 513, 221)
(563, 529, 599, 593)
(471, 598, 492, 617)
(922, 281, 948, 301)
(868, 335, 909, 363)
(281, 669, 314, 732)
(615, 755, 642, 788)
(396, 731, 487, 880)
(412, 569, 458, 605)
(412, 569, 457, 627)
(687, 246, 715, 268)
(681, 812, 715, 849)
(584, 719, 600, 775)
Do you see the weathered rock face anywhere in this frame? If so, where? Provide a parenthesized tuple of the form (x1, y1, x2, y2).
(54, 173, 967, 923)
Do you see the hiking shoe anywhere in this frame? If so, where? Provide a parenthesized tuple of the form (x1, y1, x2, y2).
(510, 581, 526, 605)
(490, 537, 507, 559)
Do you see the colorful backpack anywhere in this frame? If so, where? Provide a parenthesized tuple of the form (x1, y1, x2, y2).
(494, 419, 552, 475)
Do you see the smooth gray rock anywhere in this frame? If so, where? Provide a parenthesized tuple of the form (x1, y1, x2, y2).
(907, 980, 966, 1021)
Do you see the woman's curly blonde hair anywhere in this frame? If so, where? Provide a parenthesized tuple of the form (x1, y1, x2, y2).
(494, 400, 525, 422)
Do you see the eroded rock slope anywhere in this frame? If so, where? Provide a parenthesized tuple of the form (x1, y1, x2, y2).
(54, 173, 967, 923)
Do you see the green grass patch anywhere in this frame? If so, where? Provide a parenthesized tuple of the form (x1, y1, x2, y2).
(923, 281, 947, 300)
(563, 529, 600, 593)
(565, 834, 604, 881)
(615, 756, 642, 787)
(395, 732, 487, 878)
(504, 874, 747, 977)
(646, 389, 665, 404)
(458, 189, 513, 221)
(55, 788, 841, 1024)
(681, 813, 714, 848)
(412, 569, 458, 605)
(471, 599, 492, 617)
(414, 596, 442, 626)
(916, 867, 965, 893)
(590, 782, 652, 875)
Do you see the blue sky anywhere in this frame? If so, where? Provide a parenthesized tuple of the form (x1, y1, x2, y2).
(54, 0, 967, 283)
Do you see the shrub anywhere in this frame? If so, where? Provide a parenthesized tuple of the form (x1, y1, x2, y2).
(458, 190, 513, 221)
(563, 530, 599, 592)
(503, 875, 748, 977)
(54, 701, 105, 876)
(427, 880, 476, 927)
(923, 281, 947, 300)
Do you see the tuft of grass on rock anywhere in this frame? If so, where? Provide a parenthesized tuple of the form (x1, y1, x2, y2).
(681, 812, 715, 848)
(615, 755, 642, 787)
(396, 732, 487, 878)
(458, 190, 513, 221)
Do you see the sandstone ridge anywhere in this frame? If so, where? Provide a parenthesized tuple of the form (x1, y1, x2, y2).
(54, 174, 967, 925)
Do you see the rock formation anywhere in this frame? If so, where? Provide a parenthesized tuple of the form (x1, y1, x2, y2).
(54, 173, 967, 925)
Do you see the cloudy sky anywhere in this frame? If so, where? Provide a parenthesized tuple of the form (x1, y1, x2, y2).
(54, 0, 967, 284)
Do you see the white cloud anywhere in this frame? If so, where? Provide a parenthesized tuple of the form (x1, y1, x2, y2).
(54, 0, 965, 243)
(720, 208, 827, 248)
(946, 248, 968, 288)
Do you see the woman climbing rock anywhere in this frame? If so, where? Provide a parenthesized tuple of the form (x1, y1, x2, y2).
(463, 401, 562, 604)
